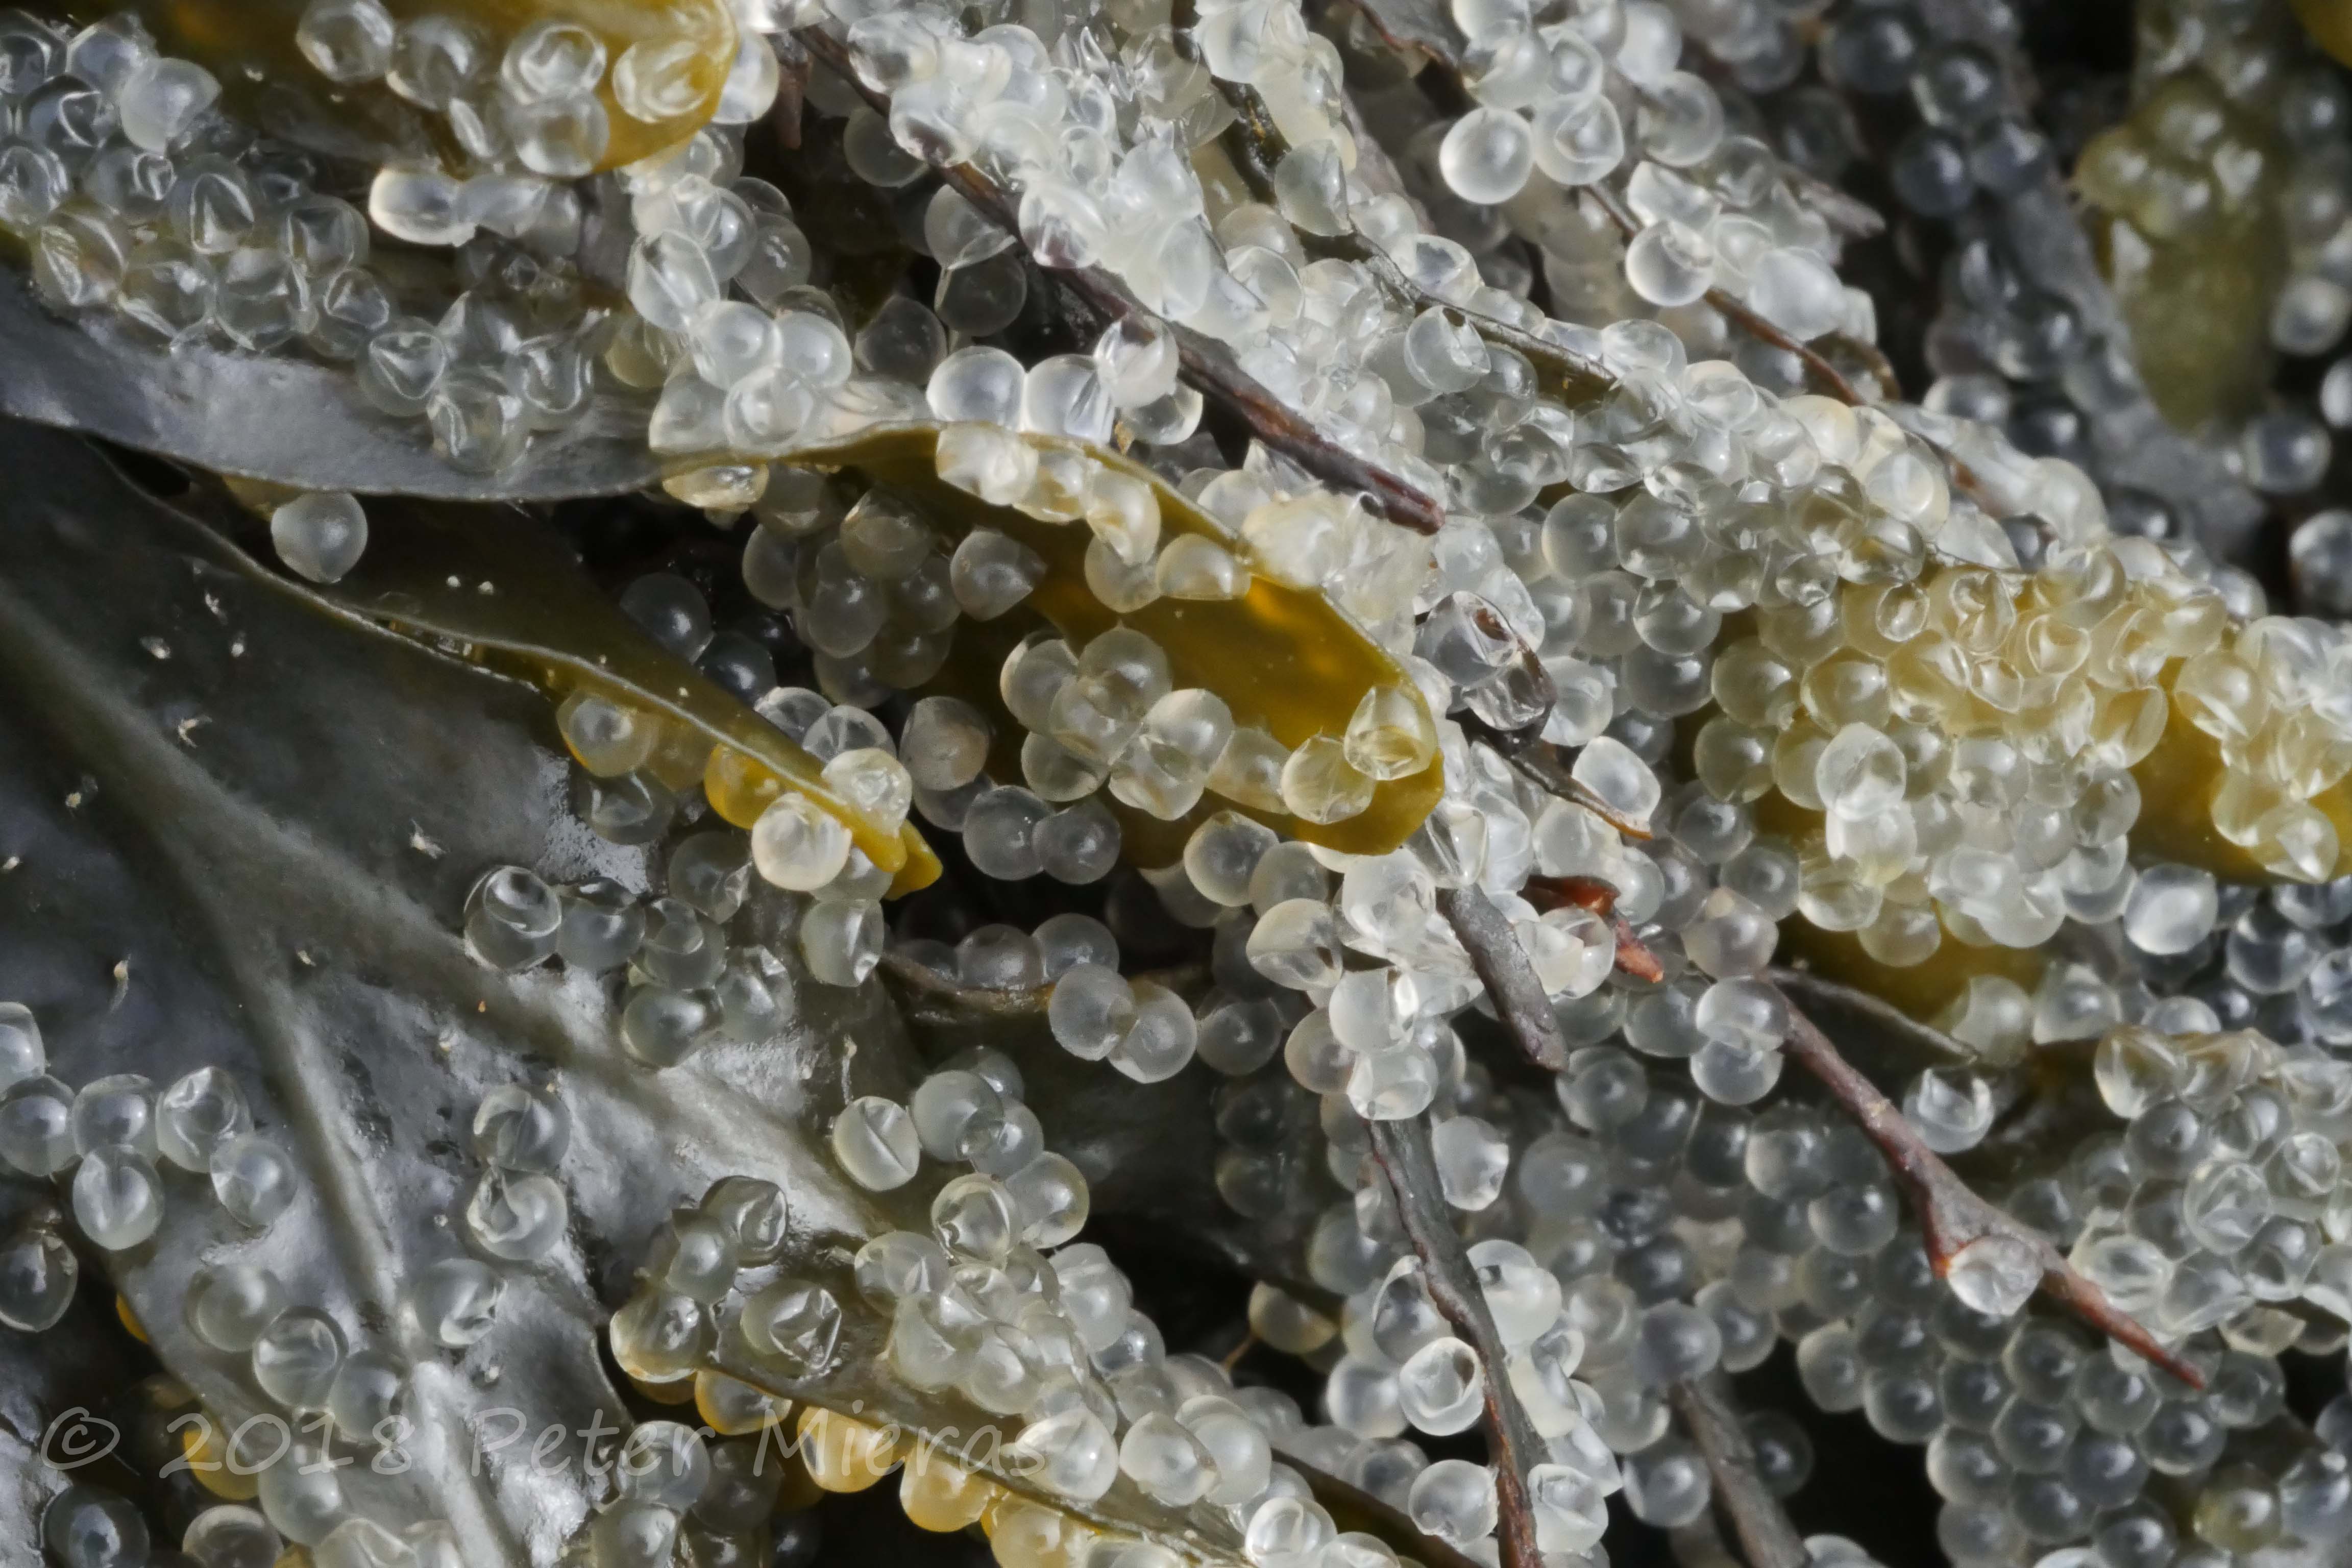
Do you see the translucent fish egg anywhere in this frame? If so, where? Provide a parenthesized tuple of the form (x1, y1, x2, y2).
(471, 1084, 570, 1172)
(831, 1096, 920, 1190)
(157, 1066, 252, 1172)
(1407, 1458, 1497, 1546)
(464, 866, 562, 970)
(252, 1307, 346, 1408)
(0, 1217, 78, 1331)
(699, 1174, 788, 1266)
(0, 1001, 41, 1092)
(189, 1263, 289, 1351)
(1398, 1337, 1484, 1435)
(463, 1167, 569, 1260)
(614, 1420, 713, 1511)
(72, 1073, 157, 1160)
(270, 492, 368, 584)
(325, 1348, 407, 1446)
(739, 1278, 842, 1374)
(182, 1506, 283, 1568)
(254, 1444, 346, 1545)
(750, 794, 852, 892)
(43, 1487, 150, 1568)
(72, 1145, 162, 1250)
(407, 1257, 503, 1347)
(1, 1074, 78, 1177)
(210, 1133, 301, 1226)
(1438, 107, 1534, 204)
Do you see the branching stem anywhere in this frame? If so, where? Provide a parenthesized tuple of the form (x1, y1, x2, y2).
(1767, 977, 2204, 1388)
(1365, 1115, 1546, 1568)
(1667, 1373, 1807, 1568)
(1338, 0, 1895, 403)
(1431, 928, 2199, 1386)
(1579, 187, 1891, 405)
(794, 27, 1449, 533)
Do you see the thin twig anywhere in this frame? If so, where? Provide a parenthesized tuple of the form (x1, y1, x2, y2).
(1365, 1115, 1544, 1568)
(795, 28, 1447, 533)
(1667, 1373, 1807, 1568)
(1578, 187, 1883, 406)
(1525, 874, 1618, 918)
(1455, 717, 1653, 841)
(880, 948, 1211, 1024)
(1520, 878, 1665, 985)
(1768, 965, 1974, 1067)
(1439, 884, 1568, 1070)
(1514, 745, 1648, 832)
(1825, 328, 1903, 407)
(1768, 979, 2204, 1389)
(1704, 289, 1875, 407)
(880, 948, 1050, 1019)
(770, 31, 808, 149)
(1340, 0, 1895, 404)
(1513, 875, 1664, 988)
(1611, 918, 1662, 982)
(1211, 76, 1612, 404)
(1445, 878, 1662, 1076)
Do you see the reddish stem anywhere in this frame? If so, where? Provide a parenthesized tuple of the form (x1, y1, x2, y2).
(793, 27, 1448, 534)
(1771, 981, 2204, 1389)
(1522, 877, 1665, 984)
(1609, 921, 1665, 984)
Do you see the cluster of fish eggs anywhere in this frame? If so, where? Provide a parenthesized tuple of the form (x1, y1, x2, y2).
(30, 0, 2352, 1564)
(7, 1055, 575, 1562)
(1703, 546, 2352, 927)
(2071, 0, 2351, 447)
(0, 0, 812, 479)
(465, 844, 807, 1066)
(2061, 1021, 2352, 1343)
(1297, 1023, 2352, 1565)
(1122, 0, 2352, 954)
(812, 1056, 1627, 1568)
(0, 1002, 301, 1298)
(37, 1413, 822, 1568)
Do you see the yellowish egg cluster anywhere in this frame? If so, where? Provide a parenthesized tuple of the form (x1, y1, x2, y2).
(1697, 538, 2352, 969)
